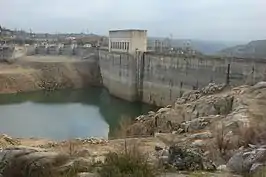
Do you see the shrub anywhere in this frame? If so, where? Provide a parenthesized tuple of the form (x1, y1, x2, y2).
(237, 116, 266, 147)
(215, 123, 230, 156)
(97, 144, 157, 177)
(210, 117, 266, 163)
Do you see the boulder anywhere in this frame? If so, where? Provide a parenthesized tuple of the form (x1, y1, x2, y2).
(191, 139, 206, 148)
(0, 146, 94, 177)
(227, 145, 266, 174)
(77, 172, 98, 177)
(250, 81, 266, 91)
(157, 145, 216, 171)
(157, 107, 171, 114)
(190, 131, 213, 140)
(81, 138, 108, 145)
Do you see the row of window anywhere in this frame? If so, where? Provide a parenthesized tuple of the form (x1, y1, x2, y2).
(110, 41, 129, 50)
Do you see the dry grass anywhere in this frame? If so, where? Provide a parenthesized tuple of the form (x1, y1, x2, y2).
(237, 116, 266, 147)
(215, 123, 231, 156)
(96, 117, 160, 177)
(68, 140, 76, 156)
(112, 116, 133, 139)
(97, 142, 158, 177)
(208, 116, 266, 164)
(205, 122, 234, 164)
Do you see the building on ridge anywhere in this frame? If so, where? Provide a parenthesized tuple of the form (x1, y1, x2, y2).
(108, 29, 147, 54)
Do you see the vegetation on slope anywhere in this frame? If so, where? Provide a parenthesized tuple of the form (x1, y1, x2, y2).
(218, 40, 266, 58)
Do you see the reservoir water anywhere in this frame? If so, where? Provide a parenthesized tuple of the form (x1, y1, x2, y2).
(0, 88, 155, 140)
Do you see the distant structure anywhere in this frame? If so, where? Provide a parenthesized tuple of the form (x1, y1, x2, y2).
(153, 35, 172, 53)
(183, 40, 191, 50)
(154, 40, 163, 52)
(108, 29, 147, 53)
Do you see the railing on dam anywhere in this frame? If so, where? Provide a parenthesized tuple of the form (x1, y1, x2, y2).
(26, 45, 100, 61)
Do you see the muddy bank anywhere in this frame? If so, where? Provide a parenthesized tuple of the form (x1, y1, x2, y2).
(0, 56, 101, 94)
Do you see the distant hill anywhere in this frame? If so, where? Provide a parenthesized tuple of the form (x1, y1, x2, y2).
(218, 40, 266, 59)
(148, 37, 239, 55)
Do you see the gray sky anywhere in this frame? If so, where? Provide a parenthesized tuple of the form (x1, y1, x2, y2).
(1, 0, 265, 41)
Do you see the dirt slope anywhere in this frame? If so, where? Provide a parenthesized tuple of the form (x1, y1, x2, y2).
(0, 56, 101, 94)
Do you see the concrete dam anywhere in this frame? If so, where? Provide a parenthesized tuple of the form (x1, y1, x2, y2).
(14, 44, 266, 107)
(99, 50, 266, 106)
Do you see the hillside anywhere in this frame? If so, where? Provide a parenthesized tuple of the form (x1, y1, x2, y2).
(218, 40, 266, 59)
(148, 37, 239, 54)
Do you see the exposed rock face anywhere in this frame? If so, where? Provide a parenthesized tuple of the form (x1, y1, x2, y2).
(0, 56, 101, 94)
(128, 82, 266, 175)
(0, 134, 20, 148)
(128, 83, 234, 136)
(127, 82, 265, 138)
(175, 83, 226, 104)
(0, 146, 92, 177)
(18, 57, 101, 91)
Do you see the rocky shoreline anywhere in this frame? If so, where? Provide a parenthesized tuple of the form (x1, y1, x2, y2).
(1, 82, 266, 176)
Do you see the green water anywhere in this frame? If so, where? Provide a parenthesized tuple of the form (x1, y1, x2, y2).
(0, 87, 156, 140)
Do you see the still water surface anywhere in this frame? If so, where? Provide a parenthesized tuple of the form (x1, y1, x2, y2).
(0, 88, 155, 140)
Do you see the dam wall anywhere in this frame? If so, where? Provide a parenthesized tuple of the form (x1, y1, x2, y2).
(141, 54, 266, 106)
(2, 44, 266, 106)
(99, 50, 266, 106)
(140, 54, 226, 106)
(99, 50, 138, 101)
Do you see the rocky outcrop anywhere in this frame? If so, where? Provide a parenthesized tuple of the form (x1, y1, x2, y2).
(175, 83, 226, 104)
(0, 146, 69, 177)
(227, 145, 266, 175)
(0, 146, 97, 177)
(128, 83, 233, 136)
(156, 145, 216, 171)
(127, 82, 266, 175)
(0, 134, 20, 148)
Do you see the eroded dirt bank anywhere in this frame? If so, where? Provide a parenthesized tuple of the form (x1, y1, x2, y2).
(0, 56, 101, 94)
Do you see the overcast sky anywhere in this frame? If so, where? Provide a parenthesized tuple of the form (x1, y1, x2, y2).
(0, 0, 265, 42)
